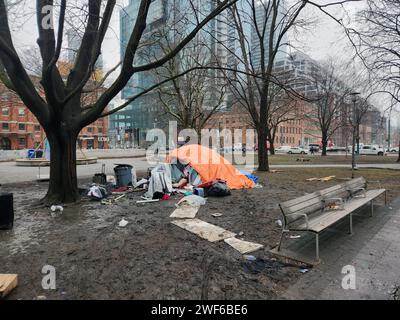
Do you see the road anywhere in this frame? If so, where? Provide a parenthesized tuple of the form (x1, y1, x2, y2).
(0, 158, 151, 185)
(0, 156, 399, 185)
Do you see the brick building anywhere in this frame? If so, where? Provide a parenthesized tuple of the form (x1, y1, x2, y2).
(0, 86, 46, 150)
(0, 75, 110, 151)
(205, 104, 319, 148)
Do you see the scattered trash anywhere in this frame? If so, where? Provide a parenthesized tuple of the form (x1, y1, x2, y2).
(244, 255, 257, 261)
(101, 194, 126, 206)
(161, 194, 172, 201)
(241, 258, 298, 274)
(276, 220, 283, 227)
(320, 176, 336, 182)
(136, 199, 160, 204)
(389, 207, 393, 210)
(171, 219, 236, 243)
(300, 268, 309, 274)
(50, 205, 64, 213)
(0, 274, 18, 298)
(193, 188, 205, 197)
(197, 180, 231, 197)
(88, 185, 107, 200)
(307, 176, 336, 182)
(290, 235, 301, 239)
(212, 213, 223, 218)
(135, 178, 148, 188)
(225, 237, 264, 254)
(238, 231, 245, 237)
(270, 170, 284, 174)
(112, 186, 129, 194)
(170, 204, 200, 219)
(107, 175, 117, 186)
(118, 219, 129, 228)
(114, 195, 126, 202)
(255, 184, 263, 189)
(36, 295, 47, 300)
(177, 195, 207, 207)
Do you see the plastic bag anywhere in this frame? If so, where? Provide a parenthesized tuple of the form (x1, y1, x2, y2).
(207, 182, 231, 197)
(177, 195, 207, 207)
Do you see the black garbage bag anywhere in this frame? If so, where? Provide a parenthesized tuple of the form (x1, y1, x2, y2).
(206, 181, 231, 197)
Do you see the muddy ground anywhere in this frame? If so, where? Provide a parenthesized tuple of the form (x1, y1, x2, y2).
(1, 167, 399, 300)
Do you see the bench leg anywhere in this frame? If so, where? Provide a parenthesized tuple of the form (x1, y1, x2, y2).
(371, 200, 374, 217)
(278, 230, 286, 252)
(315, 234, 320, 262)
(349, 213, 353, 235)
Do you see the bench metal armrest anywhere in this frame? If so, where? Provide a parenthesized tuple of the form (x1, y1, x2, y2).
(286, 213, 309, 229)
(348, 187, 366, 198)
(322, 197, 345, 210)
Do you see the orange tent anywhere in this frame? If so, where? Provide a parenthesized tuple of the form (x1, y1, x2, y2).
(168, 145, 255, 190)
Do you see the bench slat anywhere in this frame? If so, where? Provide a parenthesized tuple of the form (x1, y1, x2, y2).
(296, 189, 386, 232)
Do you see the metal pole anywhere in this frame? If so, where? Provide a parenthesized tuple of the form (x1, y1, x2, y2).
(352, 98, 357, 179)
(388, 117, 391, 152)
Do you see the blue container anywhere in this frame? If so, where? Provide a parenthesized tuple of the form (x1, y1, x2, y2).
(194, 188, 205, 197)
(27, 149, 36, 159)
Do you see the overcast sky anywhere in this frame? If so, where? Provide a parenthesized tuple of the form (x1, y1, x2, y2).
(7, 0, 399, 121)
(10, 0, 363, 68)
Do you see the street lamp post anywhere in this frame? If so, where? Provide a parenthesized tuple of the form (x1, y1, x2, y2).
(350, 92, 361, 179)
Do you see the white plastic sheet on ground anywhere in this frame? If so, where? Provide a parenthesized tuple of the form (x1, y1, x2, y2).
(224, 237, 264, 254)
(170, 204, 200, 219)
(171, 219, 236, 242)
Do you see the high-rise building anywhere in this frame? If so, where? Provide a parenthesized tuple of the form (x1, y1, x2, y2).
(251, 0, 289, 71)
(117, 0, 228, 145)
(66, 28, 104, 71)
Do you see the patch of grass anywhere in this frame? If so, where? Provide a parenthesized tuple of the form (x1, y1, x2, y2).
(259, 167, 400, 204)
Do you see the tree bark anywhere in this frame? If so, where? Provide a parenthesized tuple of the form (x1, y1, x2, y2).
(321, 132, 328, 156)
(397, 141, 400, 163)
(44, 130, 80, 204)
(269, 142, 275, 156)
(257, 126, 269, 171)
(268, 129, 275, 156)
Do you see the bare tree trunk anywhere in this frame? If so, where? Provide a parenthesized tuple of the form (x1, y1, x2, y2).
(268, 131, 276, 156)
(44, 130, 80, 204)
(397, 141, 400, 163)
(269, 141, 275, 156)
(257, 126, 269, 171)
(321, 132, 328, 156)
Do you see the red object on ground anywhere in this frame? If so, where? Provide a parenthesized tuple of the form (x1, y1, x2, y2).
(161, 194, 171, 201)
(112, 186, 129, 193)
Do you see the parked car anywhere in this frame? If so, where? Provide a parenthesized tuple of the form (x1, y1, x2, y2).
(388, 147, 399, 153)
(347, 143, 365, 153)
(359, 145, 386, 156)
(275, 146, 292, 154)
(288, 147, 309, 155)
(327, 146, 347, 152)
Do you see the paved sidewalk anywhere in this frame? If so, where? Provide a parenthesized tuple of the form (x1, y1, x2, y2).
(283, 197, 400, 300)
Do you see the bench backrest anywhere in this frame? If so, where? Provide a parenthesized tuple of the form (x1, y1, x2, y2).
(279, 177, 367, 227)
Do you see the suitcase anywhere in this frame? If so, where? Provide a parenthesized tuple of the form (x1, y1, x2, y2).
(0, 193, 14, 230)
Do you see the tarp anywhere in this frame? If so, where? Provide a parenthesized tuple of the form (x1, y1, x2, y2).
(167, 145, 256, 190)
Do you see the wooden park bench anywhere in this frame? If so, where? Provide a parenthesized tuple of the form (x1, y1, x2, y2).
(277, 177, 387, 262)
